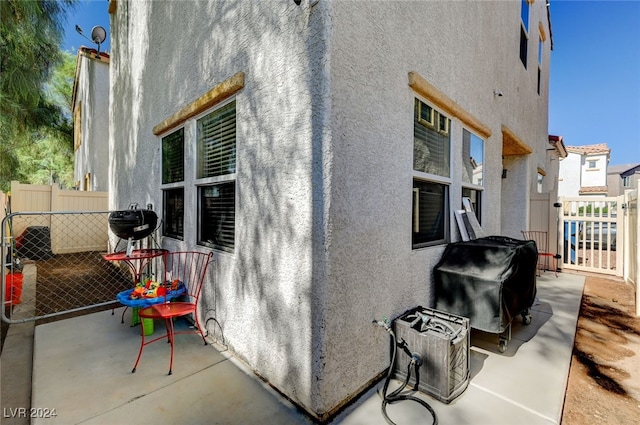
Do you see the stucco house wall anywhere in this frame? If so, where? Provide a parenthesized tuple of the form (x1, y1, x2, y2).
(580, 152, 608, 187)
(558, 151, 582, 197)
(108, 0, 552, 419)
(608, 163, 640, 196)
(558, 144, 610, 198)
(72, 48, 110, 192)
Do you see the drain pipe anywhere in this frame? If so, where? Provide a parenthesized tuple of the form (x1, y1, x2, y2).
(373, 318, 438, 425)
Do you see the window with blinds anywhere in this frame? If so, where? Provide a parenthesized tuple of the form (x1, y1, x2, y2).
(161, 128, 184, 240)
(199, 182, 235, 252)
(197, 101, 236, 178)
(196, 100, 237, 252)
(163, 188, 184, 240)
(413, 99, 450, 176)
(412, 181, 447, 246)
(162, 128, 184, 184)
(412, 98, 450, 248)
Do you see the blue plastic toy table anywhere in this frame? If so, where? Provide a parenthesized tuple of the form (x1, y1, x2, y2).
(116, 284, 186, 326)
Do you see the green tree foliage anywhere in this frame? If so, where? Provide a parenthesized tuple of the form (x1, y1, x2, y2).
(0, 0, 77, 192)
(16, 51, 77, 188)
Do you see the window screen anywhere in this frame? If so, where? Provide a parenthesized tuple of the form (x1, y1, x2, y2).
(197, 101, 236, 178)
(413, 99, 450, 177)
(413, 180, 447, 247)
(199, 182, 235, 252)
(163, 188, 184, 240)
(162, 128, 184, 184)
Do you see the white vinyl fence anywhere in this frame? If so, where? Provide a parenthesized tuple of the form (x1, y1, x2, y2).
(7, 181, 109, 253)
(623, 189, 639, 315)
(559, 196, 624, 276)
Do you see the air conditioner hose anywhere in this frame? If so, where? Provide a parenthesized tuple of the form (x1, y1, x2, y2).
(374, 320, 437, 425)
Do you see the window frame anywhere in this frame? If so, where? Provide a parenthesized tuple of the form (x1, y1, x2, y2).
(461, 128, 484, 188)
(413, 180, 449, 248)
(408, 72, 492, 250)
(537, 34, 543, 94)
(160, 126, 186, 241)
(461, 128, 484, 224)
(194, 98, 237, 253)
(519, 0, 530, 68)
(537, 172, 544, 193)
(163, 187, 185, 240)
(462, 187, 482, 224)
(521, 0, 530, 33)
(413, 98, 451, 180)
(197, 181, 236, 253)
(412, 97, 452, 249)
(162, 127, 185, 185)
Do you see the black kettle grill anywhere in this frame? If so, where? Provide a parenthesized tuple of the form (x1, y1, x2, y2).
(108, 204, 158, 255)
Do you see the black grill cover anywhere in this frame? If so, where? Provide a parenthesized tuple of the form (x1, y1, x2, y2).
(16, 226, 54, 260)
(434, 236, 537, 334)
(16, 226, 53, 260)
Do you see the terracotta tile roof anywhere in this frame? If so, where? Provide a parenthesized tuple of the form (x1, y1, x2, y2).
(548, 135, 567, 158)
(566, 143, 610, 155)
(79, 46, 110, 61)
(579, 186, 608, 194)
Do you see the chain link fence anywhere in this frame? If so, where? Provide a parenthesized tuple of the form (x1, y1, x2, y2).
(2, 211, 159, 325)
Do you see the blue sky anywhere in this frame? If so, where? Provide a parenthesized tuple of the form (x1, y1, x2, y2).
(549, 0, 640, 166)
(62, 0, 640, 166)
(62, 0, 110, 54)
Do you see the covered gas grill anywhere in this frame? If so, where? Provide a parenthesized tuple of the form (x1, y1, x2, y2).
(434, 236, 537, 352)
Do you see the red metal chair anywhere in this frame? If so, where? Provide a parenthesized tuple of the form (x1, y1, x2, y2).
(132, 251, 214, 375)
(521, 231, 558, 277)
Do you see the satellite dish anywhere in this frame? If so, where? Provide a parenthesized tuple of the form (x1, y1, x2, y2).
(75, 24, 108, 57)
(90, 26, 107, 44)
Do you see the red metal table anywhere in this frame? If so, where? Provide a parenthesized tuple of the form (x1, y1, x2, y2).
(103, 248, 168, 284)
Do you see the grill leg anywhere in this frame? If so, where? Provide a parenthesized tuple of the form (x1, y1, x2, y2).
(498, 324, 511, 353)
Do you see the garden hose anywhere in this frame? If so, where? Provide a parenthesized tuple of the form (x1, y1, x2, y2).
(374, 319, 437, 425)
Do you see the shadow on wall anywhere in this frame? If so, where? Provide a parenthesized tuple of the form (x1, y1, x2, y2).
(112, 0, 327, 417)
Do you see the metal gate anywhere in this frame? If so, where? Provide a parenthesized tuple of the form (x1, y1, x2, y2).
(623, 189, 639, 316)
(559, 196, 624, 276)
(2, 211, 158, 324)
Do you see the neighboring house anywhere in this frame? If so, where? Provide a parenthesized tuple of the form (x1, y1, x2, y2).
(607, 163, 640, 196)
(558, 143, 610, 198)
(107, 0, 554, 420)
(71, 47, 110, 191)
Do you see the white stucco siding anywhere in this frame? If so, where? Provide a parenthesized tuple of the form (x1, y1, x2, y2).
(110, 0, 324, 412)
(501, 0, 552, 238)
(74, 54, 110, 191)
(581, 153, 608, 186)
(558, 152, 582, 197)
(318, 0, 551, 412)
(110, 0, 552, 419)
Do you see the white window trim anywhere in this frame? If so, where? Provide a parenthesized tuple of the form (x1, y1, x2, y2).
(193, 98, 237, 253)
(412, 96, 452, 249)
(409, 72, 492, 249)
(159, 124, 187, 241)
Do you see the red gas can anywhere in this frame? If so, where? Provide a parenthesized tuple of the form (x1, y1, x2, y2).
(4, 273, 23, 305)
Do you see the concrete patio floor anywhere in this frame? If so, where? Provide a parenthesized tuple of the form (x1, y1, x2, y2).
(2, 271, 584, 425)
